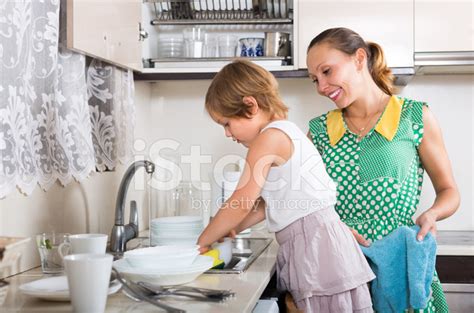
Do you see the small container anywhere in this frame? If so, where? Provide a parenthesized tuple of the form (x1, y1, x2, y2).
(239, 38, 264, 57)
(213, 237, 233, 266)
(264, 32, 291, 57)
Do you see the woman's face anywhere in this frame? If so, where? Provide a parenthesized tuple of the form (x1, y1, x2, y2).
(306, 43, 362, 110)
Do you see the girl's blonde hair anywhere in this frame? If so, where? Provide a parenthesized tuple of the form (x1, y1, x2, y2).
(205, 59, 288, 119)
(307, 27, 396, 95)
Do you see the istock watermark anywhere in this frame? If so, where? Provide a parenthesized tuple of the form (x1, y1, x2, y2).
(132, 138, 337, 195)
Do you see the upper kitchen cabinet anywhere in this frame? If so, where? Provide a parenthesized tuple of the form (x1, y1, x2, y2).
(66, 0, 143, 71)
(297, 0, 414, 69)
(67, 0, 298, 74)
(415, 0, 473, 52)
(414, 0, 474, 73)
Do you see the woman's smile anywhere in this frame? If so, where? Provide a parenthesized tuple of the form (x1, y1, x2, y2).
(328, 88, 342, 101)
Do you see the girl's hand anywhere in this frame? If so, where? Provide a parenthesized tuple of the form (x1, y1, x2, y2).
(218, 229, 237, 243)
(415, 209, 438, 241)
(198, 244, 210, 254)
(350, 228, 370, 247)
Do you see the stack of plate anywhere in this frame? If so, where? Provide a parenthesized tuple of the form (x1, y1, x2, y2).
(150, 216, 203, 246)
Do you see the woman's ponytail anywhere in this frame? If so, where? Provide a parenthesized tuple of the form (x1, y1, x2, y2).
(366, 42, 395, 95)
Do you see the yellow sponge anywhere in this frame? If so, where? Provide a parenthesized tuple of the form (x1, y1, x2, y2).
(202, 249, 225, 269)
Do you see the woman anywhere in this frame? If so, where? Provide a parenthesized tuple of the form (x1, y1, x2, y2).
(306, 27, 460, 312)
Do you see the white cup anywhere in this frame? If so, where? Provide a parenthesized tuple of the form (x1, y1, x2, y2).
(213, 237, 233, 266)
(64, 254, 113, 313)
(59, 234, 108, 258)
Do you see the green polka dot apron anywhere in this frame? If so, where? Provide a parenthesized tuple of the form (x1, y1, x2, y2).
(309, 96, 449, 313)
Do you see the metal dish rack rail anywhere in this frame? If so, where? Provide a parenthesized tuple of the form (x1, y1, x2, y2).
(144, 0, 292, 25)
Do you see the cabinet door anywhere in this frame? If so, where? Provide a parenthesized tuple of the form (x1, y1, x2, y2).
(67, 0, 142, 71)
(297, 0, 414, 69)
(415, 0, 474, 52)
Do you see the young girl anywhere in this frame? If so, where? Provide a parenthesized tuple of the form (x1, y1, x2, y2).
(197, 60, 375, 312)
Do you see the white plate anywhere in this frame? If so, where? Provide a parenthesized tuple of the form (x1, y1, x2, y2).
(266, 0, 273, 18)
(19, 276, 121, 302)
(273, 0, 280, 18)
(280, 0, 287, 18)
(152, 238, 198, 246)
(114, 255, 211, 274)
(150, 223, 203, 230)
(113, 255, 213, 286)
(124, 245, 199, 257)
(151, 216, 202, 225)
(151, 229, 202, 237)
(124, 245, 199, 268)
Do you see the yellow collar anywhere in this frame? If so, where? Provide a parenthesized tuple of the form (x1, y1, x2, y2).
(326, 96, 403, 146)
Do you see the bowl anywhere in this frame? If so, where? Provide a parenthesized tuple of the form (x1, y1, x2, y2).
(157, 37, 184, 58)
(113, 255, 214, 285)
(239, 38, 264, 57)
(124, 245, 199, 268)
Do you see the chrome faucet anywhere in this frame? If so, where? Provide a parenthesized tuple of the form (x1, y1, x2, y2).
(110, 160, 155, 254)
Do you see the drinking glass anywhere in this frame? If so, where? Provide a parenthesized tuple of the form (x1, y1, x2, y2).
(218, 35, 238, 57)
(183, 27, 206, 58)
(36, 233, 70, 274)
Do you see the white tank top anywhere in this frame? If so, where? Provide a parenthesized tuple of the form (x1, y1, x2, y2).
(260, 120, 337, 232)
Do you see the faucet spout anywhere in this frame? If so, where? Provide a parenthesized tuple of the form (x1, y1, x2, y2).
(110, 160, 155, 254)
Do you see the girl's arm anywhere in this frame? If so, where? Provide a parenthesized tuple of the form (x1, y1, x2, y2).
(416, 106, 460, 241)
(198, 128, 292, 250)
(234, 197, 266, 234)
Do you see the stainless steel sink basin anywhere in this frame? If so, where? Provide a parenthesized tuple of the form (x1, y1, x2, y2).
(124, 237, 272, 274)
(206, 237, 273, 274)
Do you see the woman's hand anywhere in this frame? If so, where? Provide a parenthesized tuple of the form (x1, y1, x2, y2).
(415, 209, 438, 241)
(350, 228, 370, 247)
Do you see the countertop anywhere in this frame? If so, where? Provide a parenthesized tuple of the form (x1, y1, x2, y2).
(436, 231, 474, 256)
(1, 230, 471, 312)
(0, 231, 278, 313)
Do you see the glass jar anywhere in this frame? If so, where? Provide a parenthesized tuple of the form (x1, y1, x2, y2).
(173, 181, 203, 219)
(149, 180, 205, 246)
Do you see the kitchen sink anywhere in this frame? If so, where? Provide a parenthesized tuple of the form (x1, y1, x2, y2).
(124, 237, 272, 274)
(205, 237, 273, 274)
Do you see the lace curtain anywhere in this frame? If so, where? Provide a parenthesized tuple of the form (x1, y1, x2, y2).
(0, 0, 134, 198)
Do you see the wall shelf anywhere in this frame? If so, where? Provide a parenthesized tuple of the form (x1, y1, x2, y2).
(134, 69, 309, 80)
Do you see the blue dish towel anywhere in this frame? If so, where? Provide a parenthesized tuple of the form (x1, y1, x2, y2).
(360, 225, 436, 312)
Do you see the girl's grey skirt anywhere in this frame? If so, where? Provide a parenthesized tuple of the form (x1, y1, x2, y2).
(275, 208, 375, 312)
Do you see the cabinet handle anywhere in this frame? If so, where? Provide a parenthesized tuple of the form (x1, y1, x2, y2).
(139, 22, 148, 41)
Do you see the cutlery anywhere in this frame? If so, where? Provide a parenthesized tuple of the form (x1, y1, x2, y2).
(112, 268, 185, 313)
(137, 282, 228, 302)
(168, 285, 235, 298)
(138, 281, 235, 300)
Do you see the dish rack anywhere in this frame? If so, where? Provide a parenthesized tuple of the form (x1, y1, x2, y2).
(144, 0, 292, 25)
